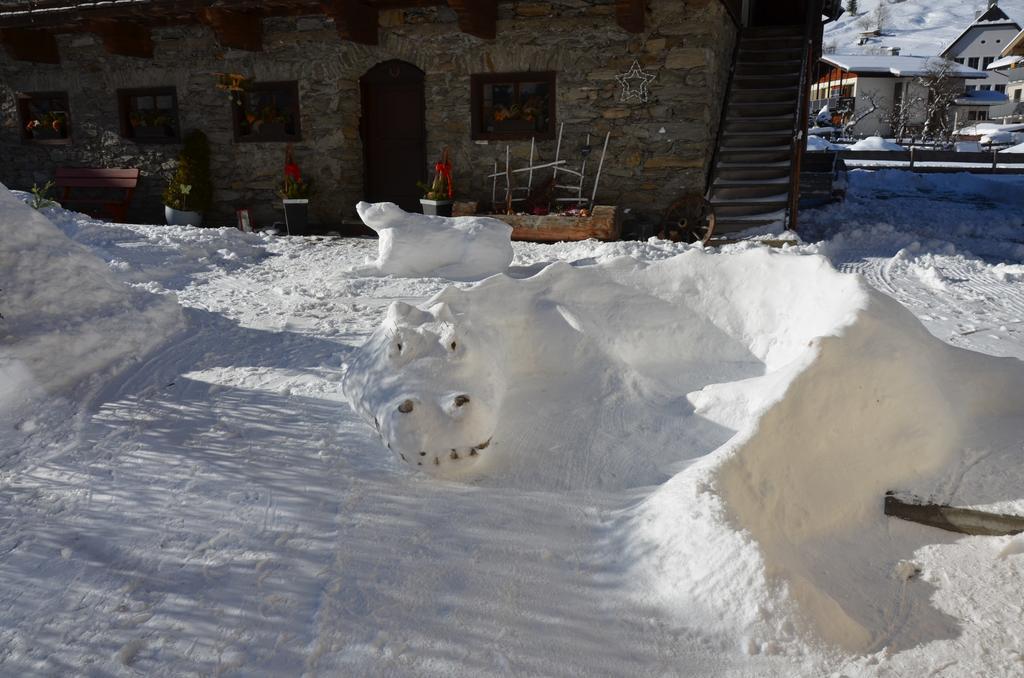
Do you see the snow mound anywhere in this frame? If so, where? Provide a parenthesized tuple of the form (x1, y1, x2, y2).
(0, 186, 183, 414)
(807, 135, 845, 152)
(849, 136, 906, 152)
(999, 141, 1024, 154)
(356, 201, 513, 279)
(345, 246, 1024, 652)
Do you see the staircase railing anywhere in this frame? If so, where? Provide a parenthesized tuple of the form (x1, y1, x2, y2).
(704, 25, 741, 202)
(786, 2, 821, 233)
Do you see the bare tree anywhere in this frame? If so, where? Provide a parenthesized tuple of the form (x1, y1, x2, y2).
(916, 60, 964, 140)
(875, 1, 890, 33)
(844, 91, 884, 135)
(888, 92, 925, 143)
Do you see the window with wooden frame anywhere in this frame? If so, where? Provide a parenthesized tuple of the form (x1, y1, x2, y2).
(471, 72, 556, 140)
(17, 91, 71, 144)
(232, 81, 301, 143)
(118, 87, 180, 142)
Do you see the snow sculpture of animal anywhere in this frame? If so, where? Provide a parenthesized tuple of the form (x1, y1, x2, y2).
(342, 256, 762, 483)
(356, 201, 513, 279)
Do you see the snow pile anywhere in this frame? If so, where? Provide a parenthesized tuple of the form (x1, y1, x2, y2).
(849, 136, 906, 152)
(806, 135, 845, 152)
(345, 246, 1024, 651)
(0, 186, 183, 414)
(999, 141, 1024, 153)
(356, 201, 513, 279)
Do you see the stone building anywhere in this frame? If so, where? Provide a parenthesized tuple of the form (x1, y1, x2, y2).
(1, 0, 835, 232)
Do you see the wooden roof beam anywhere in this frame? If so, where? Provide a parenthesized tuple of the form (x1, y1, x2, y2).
(615, 0, 644, 33)
(0, 27, 60, 63)
(447, 0, 496, 40)
(324, 0, 379, 45)
(89, 19, 154, 58)
(199, 7, 264, 51)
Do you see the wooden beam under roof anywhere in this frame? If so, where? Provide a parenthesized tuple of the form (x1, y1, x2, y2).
(199, 7, 264, 51)
(323, 0, 379, 45)
(615, 0, 644, 33)
(447, 0, 496, 39)
(89, 18, 154, 58)
(0, 26, 61, 63)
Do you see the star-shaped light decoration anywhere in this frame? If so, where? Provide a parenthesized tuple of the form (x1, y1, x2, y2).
(616, 59, 656, 104)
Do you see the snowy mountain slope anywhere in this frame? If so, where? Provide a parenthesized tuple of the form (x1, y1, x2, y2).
(825, 0, 1024, 56)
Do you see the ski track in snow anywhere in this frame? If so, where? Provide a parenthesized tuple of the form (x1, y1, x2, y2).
(2, 171, 1024, 677)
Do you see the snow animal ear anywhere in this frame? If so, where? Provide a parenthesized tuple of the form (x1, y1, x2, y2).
(429, 302, 454, 324)
(386, 301, 432, 327)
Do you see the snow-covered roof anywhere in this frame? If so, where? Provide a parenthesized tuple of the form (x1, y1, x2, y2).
(941, 4, 1021, 57)
(821, 55, 988, 79)
(954, 89, 1011, 106)
(988, 54, 1024, 69)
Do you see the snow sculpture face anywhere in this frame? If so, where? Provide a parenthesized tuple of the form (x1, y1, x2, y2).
(343, 291, 505, 477)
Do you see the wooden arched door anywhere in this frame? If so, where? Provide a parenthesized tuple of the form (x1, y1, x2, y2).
(360, 60, 427, 212)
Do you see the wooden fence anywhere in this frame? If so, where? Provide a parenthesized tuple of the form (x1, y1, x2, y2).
(829, 148, 1024, 174)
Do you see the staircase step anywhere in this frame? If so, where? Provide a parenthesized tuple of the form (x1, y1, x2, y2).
(714, 215, 787, 234)
(714, 165, 792, 182)
(726, 102, 796, 117)
(712, 201, 790, 218)
(743, 24, 803, 37)
(713, 176, 791, 187)
(719, 149, 793, 164)
(723, 118, 795, 134)
(729, 88, 798, 105)
(711, 184, 793, 201)
(737, 48, 804, 62)
(740, 37, 804, 51)
(735, 60, 804, 76)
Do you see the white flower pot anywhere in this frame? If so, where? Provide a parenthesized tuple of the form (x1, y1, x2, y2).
(165, 205, 203, 226)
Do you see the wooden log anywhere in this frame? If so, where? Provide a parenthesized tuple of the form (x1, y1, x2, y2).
(488, 205, 621, 243)
(324, 0, 379, 45)
(199, 7, 264, 51)
(884, 493, 1024, 537)
(88, 19, 154, 58)
(0, 27, 60, 63)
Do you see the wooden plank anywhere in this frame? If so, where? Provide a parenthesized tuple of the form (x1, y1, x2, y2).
(488, 205, 621, 242)
(446, 0, 496, 39)
(0, 27, 60, 63)
(56, 168, 140, 179)
(884, 493, 1024, 537)
(199, 7, 264, 51)
(615, 0, 644, 33)
(55, 177, 140, 188)
(324, 0, 379, 45)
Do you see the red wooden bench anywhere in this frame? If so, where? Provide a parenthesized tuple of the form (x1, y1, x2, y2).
(55, 167, 140, 222)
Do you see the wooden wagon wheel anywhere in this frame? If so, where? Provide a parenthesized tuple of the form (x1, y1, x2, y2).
(658, 196, 716, 245)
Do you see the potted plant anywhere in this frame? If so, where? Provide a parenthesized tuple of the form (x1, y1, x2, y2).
(163, 129, 212, 226)
(278, 145, 314, 235)
(418, 148, 454, 217)
(25, 111, 68, 140)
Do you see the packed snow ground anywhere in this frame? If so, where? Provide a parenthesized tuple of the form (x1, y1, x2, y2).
(2, 171, 1024, 676)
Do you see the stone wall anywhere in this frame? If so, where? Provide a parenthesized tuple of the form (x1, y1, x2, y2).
(0, 0, 736, 229)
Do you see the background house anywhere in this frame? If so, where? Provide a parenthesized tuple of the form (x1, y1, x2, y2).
(940, 3, 1019, 120)
(0, 0, 747, 229)
(810, 54, 986, 136)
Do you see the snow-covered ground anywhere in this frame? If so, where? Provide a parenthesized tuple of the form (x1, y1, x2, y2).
(1, 171, 1023, 677)
(825, 0, 1024, 56)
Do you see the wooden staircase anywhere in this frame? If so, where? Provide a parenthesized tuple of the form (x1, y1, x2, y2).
(708, 25, 809, 234)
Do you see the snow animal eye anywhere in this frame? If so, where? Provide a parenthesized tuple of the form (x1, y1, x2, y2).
(450, 341, 457, 351)
(396, 342, 403, 353)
